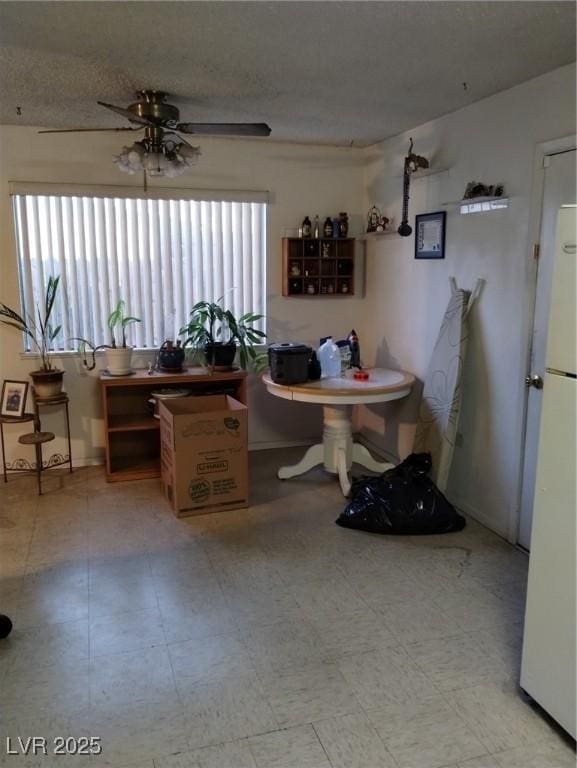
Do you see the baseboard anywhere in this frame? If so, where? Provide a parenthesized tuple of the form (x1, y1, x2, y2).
(68, 443, 315, 469)
(357, 435, 512, 543)
(355, 433, 398, 465)
(248, 439, 315, 452)
(449, 494, 510, 541)
(70, 457, 104, 468)
(251, 434, 399, 457)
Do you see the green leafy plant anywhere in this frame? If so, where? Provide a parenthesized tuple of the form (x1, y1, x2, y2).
(75, 299, 141, 370)
(0, 275, 62, 371)
(180, 299, 267, 371)
(106, 300, 141, 348)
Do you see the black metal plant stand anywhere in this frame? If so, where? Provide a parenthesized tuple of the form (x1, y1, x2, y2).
(0, 391, 72, 494)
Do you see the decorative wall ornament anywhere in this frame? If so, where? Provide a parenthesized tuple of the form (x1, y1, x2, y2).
(398, 138, 429, 237)
(366, 205, 382, 232)
(415, 211, 446, 259)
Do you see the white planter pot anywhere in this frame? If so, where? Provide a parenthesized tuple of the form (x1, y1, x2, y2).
(105, 347, 133, 376)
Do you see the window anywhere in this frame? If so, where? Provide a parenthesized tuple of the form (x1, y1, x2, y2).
(11, 185, 267, 351)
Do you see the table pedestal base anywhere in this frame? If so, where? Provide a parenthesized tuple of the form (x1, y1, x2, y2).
(277, 405, 393, 496)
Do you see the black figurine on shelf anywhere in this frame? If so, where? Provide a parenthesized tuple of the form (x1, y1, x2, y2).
(348, 329, 361, 368)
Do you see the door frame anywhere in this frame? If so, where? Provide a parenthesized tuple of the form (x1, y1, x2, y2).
(511, 134, 576, 544)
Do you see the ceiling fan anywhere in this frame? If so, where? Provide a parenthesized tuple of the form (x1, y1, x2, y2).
(40, 89, 272, 138)
(39, 90, 272, 178)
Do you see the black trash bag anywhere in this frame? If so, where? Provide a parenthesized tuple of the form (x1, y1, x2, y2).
(336, 452, 466, 535)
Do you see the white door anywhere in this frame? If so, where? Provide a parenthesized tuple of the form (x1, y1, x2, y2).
(520, 371, 576, 737)
(518, 149, 576, 550)
(546, 208, 577, 376)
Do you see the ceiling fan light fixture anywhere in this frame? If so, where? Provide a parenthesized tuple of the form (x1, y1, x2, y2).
(143, 150, 168, 176)
(113, 139, 201, 178)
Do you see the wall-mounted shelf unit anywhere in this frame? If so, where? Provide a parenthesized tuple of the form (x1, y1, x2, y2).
(282, 237, 355, 297)
(394, 166, 451, 180)
(359, 230, 400, 241)
(443, 196, 509, 215)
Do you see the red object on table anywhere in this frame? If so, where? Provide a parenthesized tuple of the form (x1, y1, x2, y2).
(353, 370, 369, 381)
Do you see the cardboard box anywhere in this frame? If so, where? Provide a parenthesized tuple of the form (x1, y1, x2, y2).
(159, 395, 248, 517)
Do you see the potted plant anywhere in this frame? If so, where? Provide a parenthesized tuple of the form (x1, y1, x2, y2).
(180, 299, 267, 371)
(75, 300, 140, 375)
(0, 275, 65, 398)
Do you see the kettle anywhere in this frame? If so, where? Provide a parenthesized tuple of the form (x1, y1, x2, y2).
(157, 340, 185, 373)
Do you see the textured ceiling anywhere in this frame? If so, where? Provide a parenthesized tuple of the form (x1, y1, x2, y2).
(0, 1, 575, 146)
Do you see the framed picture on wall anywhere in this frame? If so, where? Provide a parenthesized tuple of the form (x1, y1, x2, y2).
(415, 211, 446, 259)
(0, 380, 29, 418)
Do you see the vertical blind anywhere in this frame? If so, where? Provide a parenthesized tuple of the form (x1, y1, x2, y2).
(11, 191, 267, 350)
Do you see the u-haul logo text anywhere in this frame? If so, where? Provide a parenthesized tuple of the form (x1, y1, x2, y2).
(197, 460, 228, 474)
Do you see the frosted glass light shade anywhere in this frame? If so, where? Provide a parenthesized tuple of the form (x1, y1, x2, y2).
(113, 142, 200, 177)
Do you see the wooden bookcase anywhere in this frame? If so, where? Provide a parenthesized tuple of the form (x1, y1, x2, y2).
(100, 367, 247, 482)
(282, 237, 355, 297)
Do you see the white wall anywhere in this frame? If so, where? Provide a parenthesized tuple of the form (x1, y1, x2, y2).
(0, 128, 365, 465)
(356, 64, 576, 539)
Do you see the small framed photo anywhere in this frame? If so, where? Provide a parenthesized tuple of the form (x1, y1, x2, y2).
(1, 380, 29, 418)
(415, 211, 446, 259)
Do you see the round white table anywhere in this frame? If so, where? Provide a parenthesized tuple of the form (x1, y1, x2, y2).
(262, 368, 415, 495)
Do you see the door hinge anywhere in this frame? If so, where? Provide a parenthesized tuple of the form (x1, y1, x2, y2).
(533, 243, 540, 260)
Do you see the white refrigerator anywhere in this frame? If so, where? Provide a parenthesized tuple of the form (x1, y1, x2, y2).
(521, 206, 576, 738)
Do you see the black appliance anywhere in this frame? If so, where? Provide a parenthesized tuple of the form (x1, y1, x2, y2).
(268, 343, 312, 384)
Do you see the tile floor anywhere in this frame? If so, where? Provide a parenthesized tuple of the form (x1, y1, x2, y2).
(0, 448, 574, 768)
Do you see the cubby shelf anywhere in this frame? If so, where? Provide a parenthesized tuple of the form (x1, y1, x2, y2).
(282, 237, 355, 297)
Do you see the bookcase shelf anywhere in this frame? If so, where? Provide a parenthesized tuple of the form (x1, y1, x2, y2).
(100, 368, 247, 482)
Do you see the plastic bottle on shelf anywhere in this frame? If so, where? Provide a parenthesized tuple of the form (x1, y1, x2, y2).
(313, 215, 320, 239)
(318, 337, 341, 378)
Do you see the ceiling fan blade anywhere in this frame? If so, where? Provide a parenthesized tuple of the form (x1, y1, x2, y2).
(97, 101, 153, 126)
(175, 122, 271, 137)
(39, 127, 143, 134)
